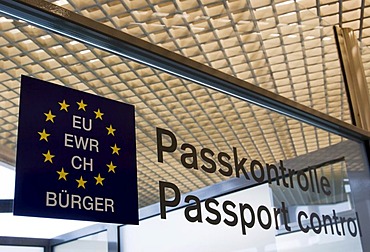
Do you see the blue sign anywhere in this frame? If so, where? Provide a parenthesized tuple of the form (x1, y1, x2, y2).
(14, 76, 138, 224)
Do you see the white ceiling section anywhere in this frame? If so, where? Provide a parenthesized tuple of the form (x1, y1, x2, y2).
(0, 0, 370, 207)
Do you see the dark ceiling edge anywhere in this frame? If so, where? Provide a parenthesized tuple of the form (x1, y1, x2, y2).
(0, 0, 369, 146)
(0, 199, 13, 213)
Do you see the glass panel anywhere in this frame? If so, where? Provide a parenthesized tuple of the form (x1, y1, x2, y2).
(53, 231, 107, 252)
(0, 12, 350, 209)
(121, 138, 367, 251)
(0, 3, 370, 252)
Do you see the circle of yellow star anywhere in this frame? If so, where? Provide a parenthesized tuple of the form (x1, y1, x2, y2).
(94, 108, 104, 120)
(77, 100, 87, 111)
(57, 168, 69, 181)
(107, 161, 117, 173)
(76, 176, 87, 189)
(43, 150, 55, 163)
(111, 144, 121, 155)
(94, 173, 105, 186)
(58, 100, 70, 112)
(106, 124, 116, 136)
(38, 129, 50, 142)
(44, 110, 56, 123)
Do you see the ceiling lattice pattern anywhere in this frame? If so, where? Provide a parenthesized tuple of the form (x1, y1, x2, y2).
(49, 0, 363, 121)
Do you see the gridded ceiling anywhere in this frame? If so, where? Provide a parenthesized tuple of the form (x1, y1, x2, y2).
(0, 0, 369, 207)
(49, 0, 370, 118)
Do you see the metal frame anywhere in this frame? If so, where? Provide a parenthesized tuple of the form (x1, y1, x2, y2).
(334, 25, 370, 131)
(0, 211, 116, 251)
(0, 224, 118, 252)
(50, 224, 119, 252)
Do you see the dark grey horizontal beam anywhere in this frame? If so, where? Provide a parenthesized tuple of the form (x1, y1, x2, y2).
(50, 223, 108, 246)
(0, 236, 50, 251)
(0, 199, 13, 213)
(1, 0, 370, 142)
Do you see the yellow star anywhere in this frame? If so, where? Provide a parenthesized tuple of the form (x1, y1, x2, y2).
(106, 124, 116, 136)
(43, 150, 55, 163)
(44, 110, 56, 123)
(94, 173, 105, 186)
(38, 129, 50, 142)
(111, 144, 121, 155)
(77, 99, 87, 111)
(106, 161, 117, 173)
(57, 168, 69, 181)
(58, 100, 70, 112)
(94, 108, 104, 120)
(76, 176, 87, 189)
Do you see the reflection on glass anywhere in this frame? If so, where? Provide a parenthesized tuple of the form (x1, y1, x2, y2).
(121, 140, 365, 252)
(53, 231, 107, 252)
(0, 246, 43, 252)
(270, 141, 363, 251)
